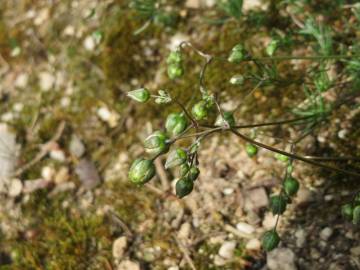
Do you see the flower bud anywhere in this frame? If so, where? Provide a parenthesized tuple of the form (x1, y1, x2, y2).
(262, 230, 280, 251)
(245, 143, 258, 157)
(229, 74, 245, 85)
(179, 163, 190, 177)
(270, 194, 287, 215)
(167, 64, 184, 80)
(353, 205, 360, 225)
(128, 158, 155, 185)
(283, 177, 299, 197)
(191, 100, 208, 120)
(127, 88, 150, 103)
(228, 44, 249, 63)
(341, 204, 353, 221)
(144, 131, 169, 156)
(214, 111, 236, 127)
(188, 166, 200, 181)
(266, 39, 279, 56)
(165, 113, 188, 136)
(165, 148, 187, 169)
(275, 153, 289, 162)
(176, 177, 194, 198)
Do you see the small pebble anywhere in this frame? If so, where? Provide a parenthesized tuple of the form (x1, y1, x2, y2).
(112, 236, 127, 260)
(218, 241, 236, 259)
(320, 227, 333, 241)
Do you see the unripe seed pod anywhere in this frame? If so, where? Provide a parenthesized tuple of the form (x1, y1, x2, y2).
(176, 177, 194, 198)
(214, 111, 236, 127)
(275, 153, 289, 162)
(229, 74, 245, 85)
(128, 158, 155, 185)
(262, 230, 280, 251)
(192, 100, 208, 120)
(354, 192, 360, 204)
(245, 143, 258, 157)
(165, 113, 188, 136)
(127, 88, 150, 103)
(166, 50, 182, 64)
(353, 205, 360, 225)
(283, 177, 300, 197)
(165, 148, 187, 169)
(179, 163, 190, 177)
(341, 204, 353, 221)
(270, 194, 287, 215)
(188, 166, 200, 181)
(228, 44, 249, 63)
(167, 64, 184, 80)
(144, 131, 169, 156)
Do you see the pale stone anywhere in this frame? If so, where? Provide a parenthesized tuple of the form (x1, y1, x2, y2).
(117, 260, 140, 270)
(8, 179, 23, 197)
(69, 135, 85, 158)
(320, 227, 333, 241)
(112, 236, 127, 259)
(236, 222, 255, 235)
(39, 71, 55, 91)
(41, 166, 55, 181)
(50, 149, 66, 162)
(83, 36, 96, 51)
(246, 238, 261, 250)
(218, 241, 236, 259)
(267, 248, 297, 270)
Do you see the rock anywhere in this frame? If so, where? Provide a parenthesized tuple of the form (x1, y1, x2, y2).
(177, 222, 191, 241)
(69, 135, 85, 158)
(296, 187, 315, 205)
(97, 106, 119, 128)
(38, 71, 55, 91)
(41, 166, 55, 181)
(185, 0, 201, 8)
(246, 238, 261, 250)
(0, 124, 19, 180)
(214, 254, 227, 266)
(14, 73, 28, 88)
(117, 260, 140, 270)
(54, 166, 70, 184)
(83, 36, 96, 51)
(319, 227, 333, 241)
(295, 229, 306, 248)
(8, 179, 23, 197)
(262, 212, 277, 229)
(267, 248, 297, 270)
(75, 159, 101, 189)
(218, 241, 236, 259)
(49, 149, 66, 162)
(112, 236, 127, 260)
(23, 179, 51, 193)
(350, 246, 360, 256)
(167, 267, 179, 270)
(244, 187, 269, 211)
(236, 222, 255, 235)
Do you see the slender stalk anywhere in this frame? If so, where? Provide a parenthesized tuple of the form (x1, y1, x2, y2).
(230, 129, 360, 177)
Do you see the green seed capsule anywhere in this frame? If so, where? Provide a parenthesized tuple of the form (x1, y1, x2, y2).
(191, 100, 208, 120)
(176, 177, 194, 198)
(128, 158, 155, 185)
(165, 148, 187, 169)
(341, 204, 354, 221)
(179, 163, 190, 177)
(214, 111, 236, 127)
(283, 177, 300, 197)
(228, 44, 249, 63)
(165, 113, 188, 136)
(354, 192, 360, 204)
(275, 153, 289, 162)
(262, 230, 280, 251)
(270, 195, 287, 215)
(144, 131, 169, 156)
(127, 88, 150, 103)
(166, 50, 182, 64)
(245, 143, 258, 157)
(353, 205, 360, 225)
(188, 166, 200, 181)
(167, 64, 184, 80)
